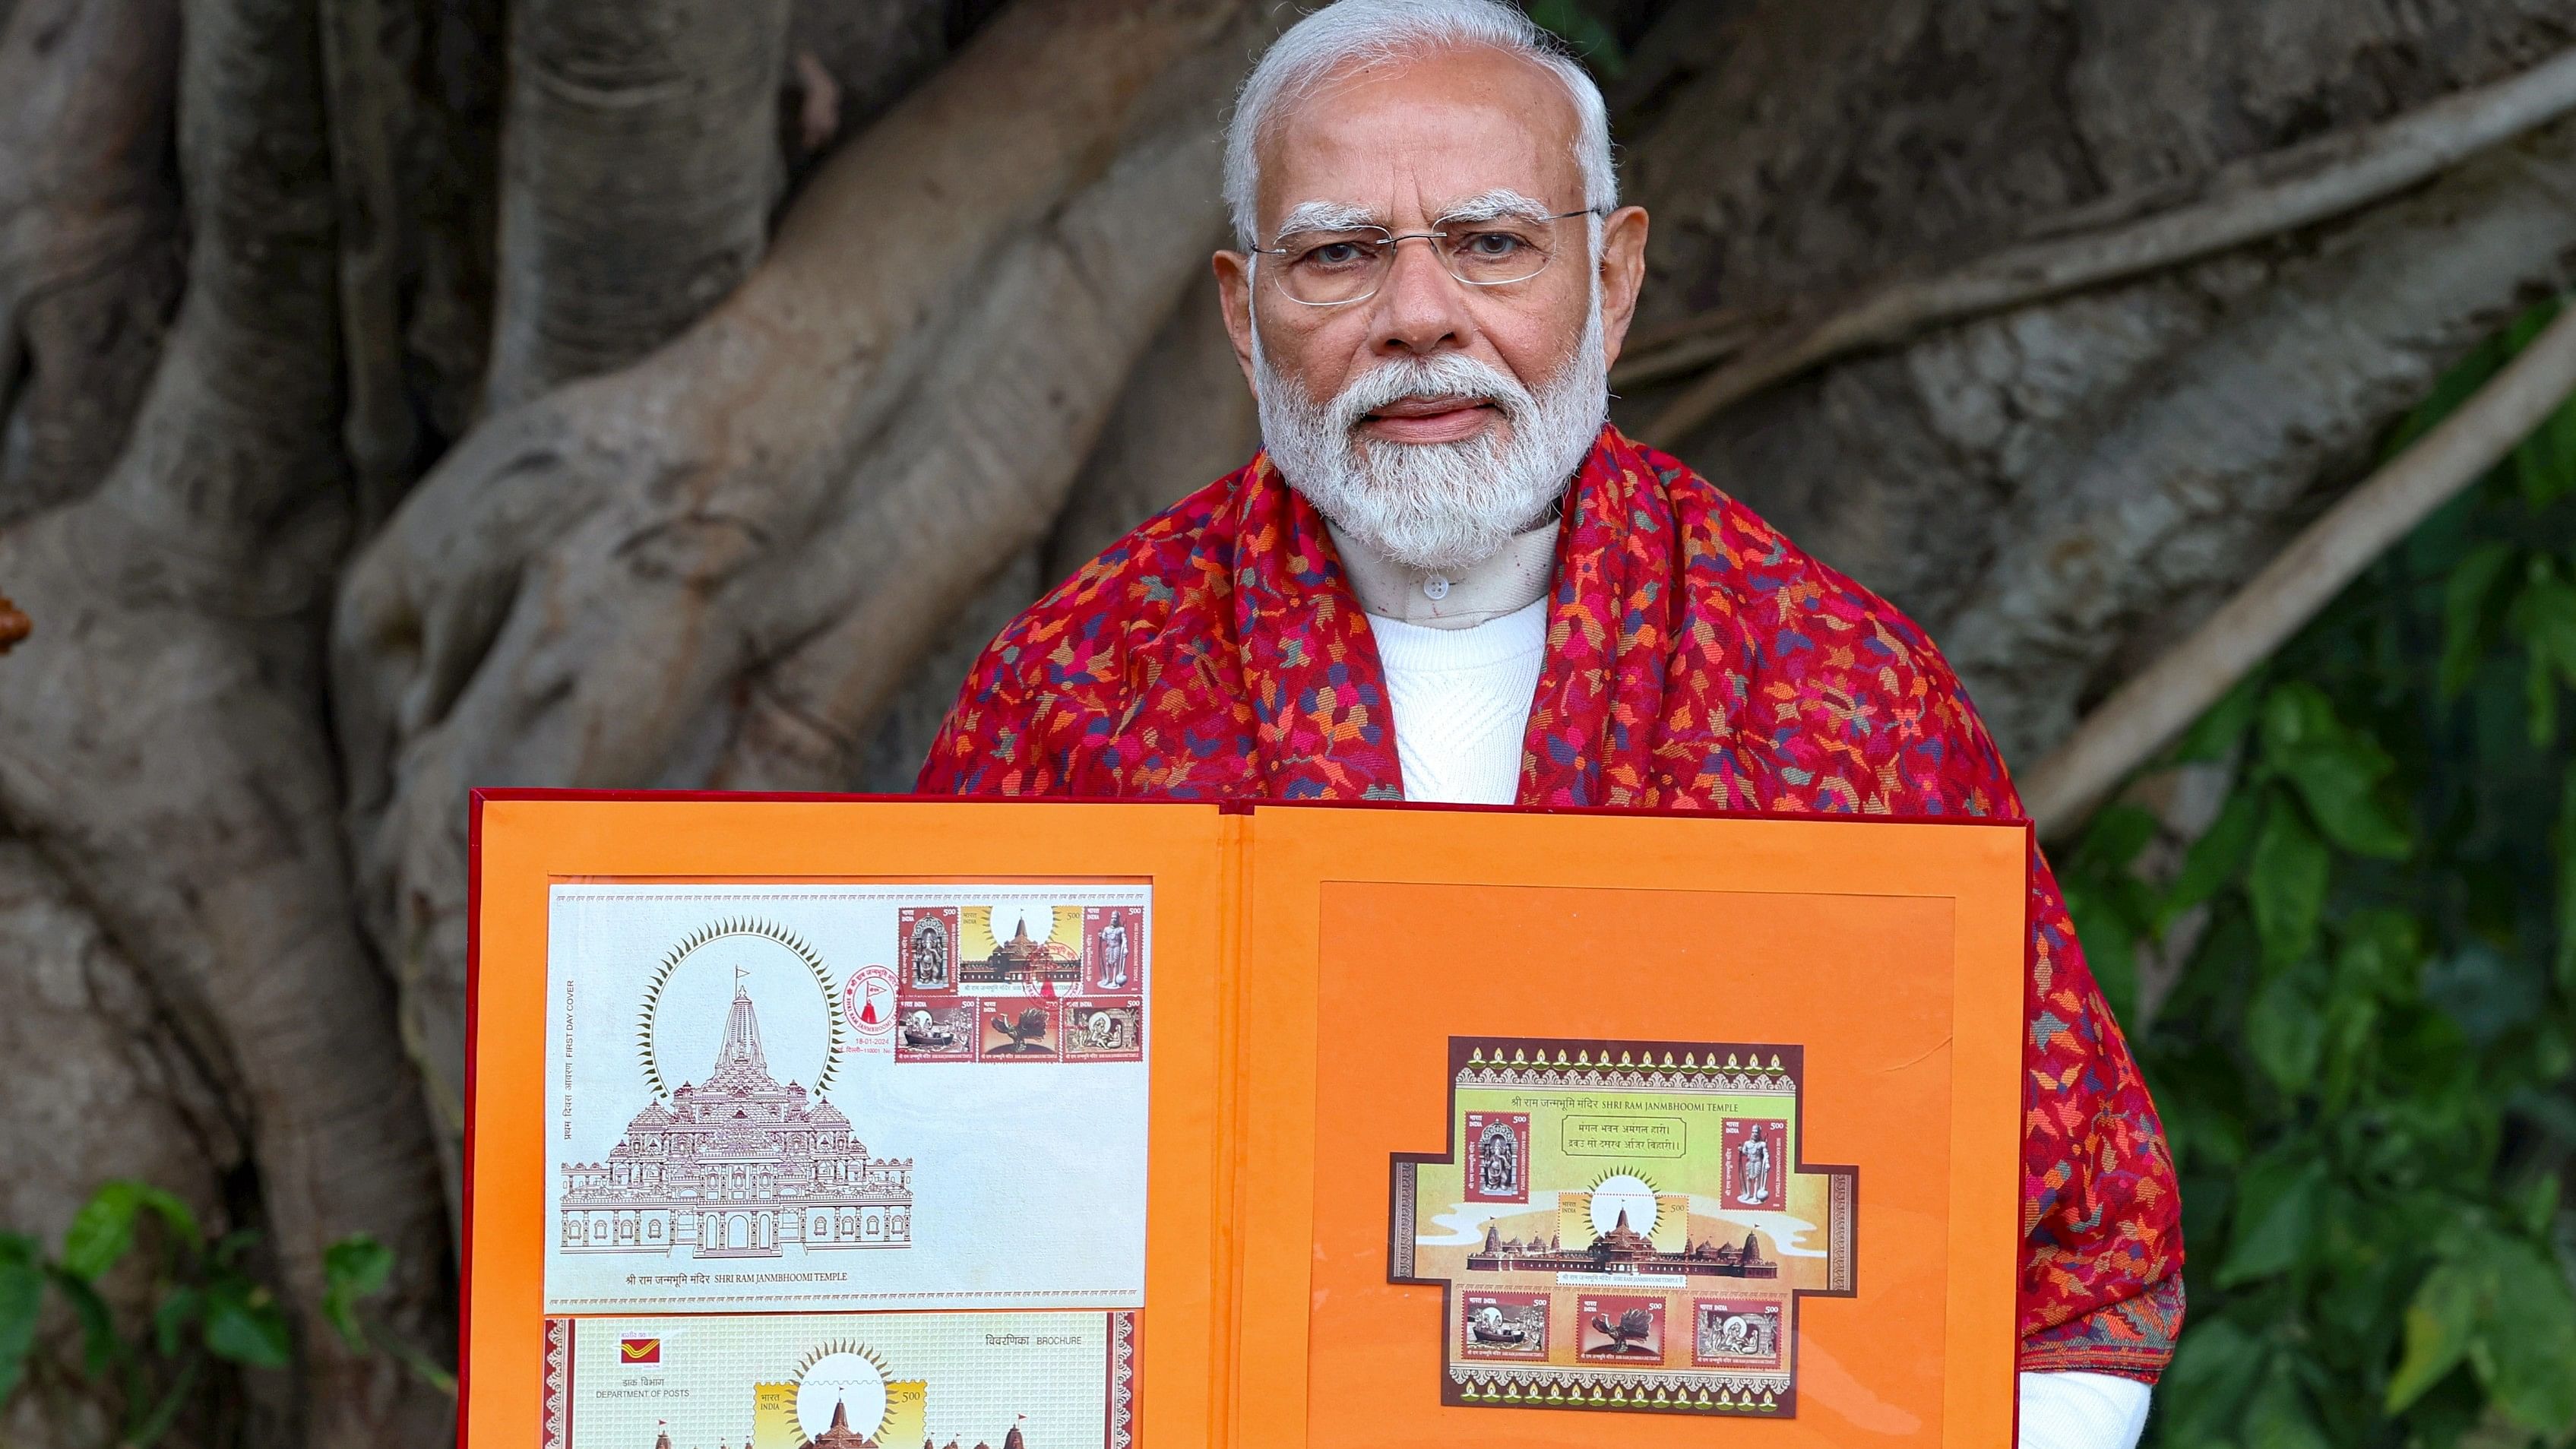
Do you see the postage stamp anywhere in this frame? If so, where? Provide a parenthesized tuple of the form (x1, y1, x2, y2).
(1082, 906, 1142, 993)
(1721, 1117, 1790, 1210)
(1388, 1037, 1841, 1415)
(1459, 1292, 1550, 1361)
(1692, 1298, 1785, 1368)
(893, 997, 976, 1061)
(979, 999, 1062, 1061)
(1576, 1295, 1666, 1363)
(1062, 998, 1144, 1061)
(1463, 1112, 1531, 1204)
(898, 906, 960, 994)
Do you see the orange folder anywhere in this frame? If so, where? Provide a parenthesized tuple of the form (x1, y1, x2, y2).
(464, 793, 2024, 1447)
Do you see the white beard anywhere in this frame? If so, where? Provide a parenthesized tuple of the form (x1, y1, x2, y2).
(1253, 298, 1608, 574)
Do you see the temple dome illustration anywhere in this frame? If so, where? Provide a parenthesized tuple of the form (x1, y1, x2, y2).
(960, 917, 1081, 988)
(809, 1394, 875, 1448)
(559, 977, 912, 1258)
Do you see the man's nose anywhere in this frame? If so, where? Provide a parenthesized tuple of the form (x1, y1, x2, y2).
(1369, 235, 1477, 356)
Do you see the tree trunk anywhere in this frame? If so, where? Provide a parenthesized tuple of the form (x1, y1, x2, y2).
(0, 0, 451, 1440)
(334, 0, 1268, 1189)
(479, 0, 793, 412)
(0, 0, 183, 527)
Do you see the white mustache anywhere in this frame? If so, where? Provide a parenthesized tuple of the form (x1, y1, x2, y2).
(1330, 354, 1534, 435)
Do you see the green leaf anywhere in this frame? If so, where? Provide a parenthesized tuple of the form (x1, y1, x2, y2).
(2174, 670, 2268, 764)
(153, 1285, 200, 1359)
(2248, 966, 2328, 1094)
(2222, 1150, 2331, 1287)
(322, 1235, 395, 1350)
(47, 1266, 122, 1378)
(2160, 1318, 2271, 1442)
(2469, 1237, 2576, 1434)
(2388, 1260, 2480, 1412)
(2555, 770, 2576, 995)
(2259, 684, 2411, 859)
(0, 1234, 45, 1403)
(2243, 1355, 2334, 1449)
(2385, 324, 2514, 459)
(126, 1352, 201, 1449)
(2441, 542, 2519, 698)
(201, 1279, 291, 1368)
(2511, 566, 2576, 743)
(2248, 794, 2331, 969)
(2078, 802, 2161, 873)
(128, 1185, 201, 1251)
(60, 1180, 143, 1283)
(2166, 789, 2262, 921)
(2064, 881, 2141, 1027)
(2513, 390, 2576, 509)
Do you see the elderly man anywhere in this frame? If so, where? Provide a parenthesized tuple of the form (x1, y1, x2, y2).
(921, 2, 2180, 1442)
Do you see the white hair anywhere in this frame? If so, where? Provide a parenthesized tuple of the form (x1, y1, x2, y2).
(1223, 0, 1618, 249)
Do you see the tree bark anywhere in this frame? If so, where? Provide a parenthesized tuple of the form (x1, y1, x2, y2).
(1609, 0, 2576, 763)
(336, 0, 1267, 1182)
(0, 0, 451, 1441)
(0, 837, 263, 1447)
(858, 258, 1260, 793)
(479, 0, 794, 412)
(0, 0, 184, 527)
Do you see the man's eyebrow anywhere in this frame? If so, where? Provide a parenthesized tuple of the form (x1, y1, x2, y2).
(1433, 188, 1557, 224)
(1271, 200, 1381, 237)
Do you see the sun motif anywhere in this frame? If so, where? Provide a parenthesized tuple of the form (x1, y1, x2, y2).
(635, 917, 844, 1099)
(959, 903, 1083, 960)
(793, 1341, 891, 1442)
(1585, 1172, 1661, 1238)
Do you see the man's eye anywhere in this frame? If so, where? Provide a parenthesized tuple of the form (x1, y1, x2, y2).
(1299, 241, 1373, 269)
(1457, 230, 1530, 258)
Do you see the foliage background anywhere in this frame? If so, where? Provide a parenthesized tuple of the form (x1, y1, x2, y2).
(2064, 306, 2576, 1448)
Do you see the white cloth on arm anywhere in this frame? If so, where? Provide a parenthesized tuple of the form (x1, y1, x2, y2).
(1369, 598, 1548, 805)
(2018, 1370, 2152, 1449)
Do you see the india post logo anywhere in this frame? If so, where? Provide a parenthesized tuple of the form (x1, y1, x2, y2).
(619, 1337, 661, 1365)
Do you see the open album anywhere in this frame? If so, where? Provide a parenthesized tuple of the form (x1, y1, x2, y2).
(464, 796, 2027, 1448)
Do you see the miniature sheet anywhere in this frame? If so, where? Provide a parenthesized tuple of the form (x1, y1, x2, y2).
(1391, 1037, 1856, 1416)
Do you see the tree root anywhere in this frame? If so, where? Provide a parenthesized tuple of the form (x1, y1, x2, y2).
(0, 0, 453, 1441)
(479, 0, 795, 413)
(1932, 125, 2576, 763)
(0, 0, 183, 527)
(2023, 300, 2576, 838)
(1625, 43, 2576, 438)
(335, 0, 1266, 1183)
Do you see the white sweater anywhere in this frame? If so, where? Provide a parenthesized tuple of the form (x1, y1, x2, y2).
(1364, 599, 2153, 1449)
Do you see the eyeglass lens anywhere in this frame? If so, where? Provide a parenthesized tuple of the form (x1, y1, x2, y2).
(1271, 217, 1571, 305)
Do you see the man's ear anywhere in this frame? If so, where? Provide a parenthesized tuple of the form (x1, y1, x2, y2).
(1595, 205, 1650, 370)
(1212, 249, 1259, 394)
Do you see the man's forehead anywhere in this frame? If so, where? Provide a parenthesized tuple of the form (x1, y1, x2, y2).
(1253, 45, 1583, 229)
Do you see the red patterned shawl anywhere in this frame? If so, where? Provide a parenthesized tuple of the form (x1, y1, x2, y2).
(921, 425, 2183, 1378)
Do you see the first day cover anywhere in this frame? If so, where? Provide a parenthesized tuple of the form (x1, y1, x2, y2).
(542, 882, 1152, 1316)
